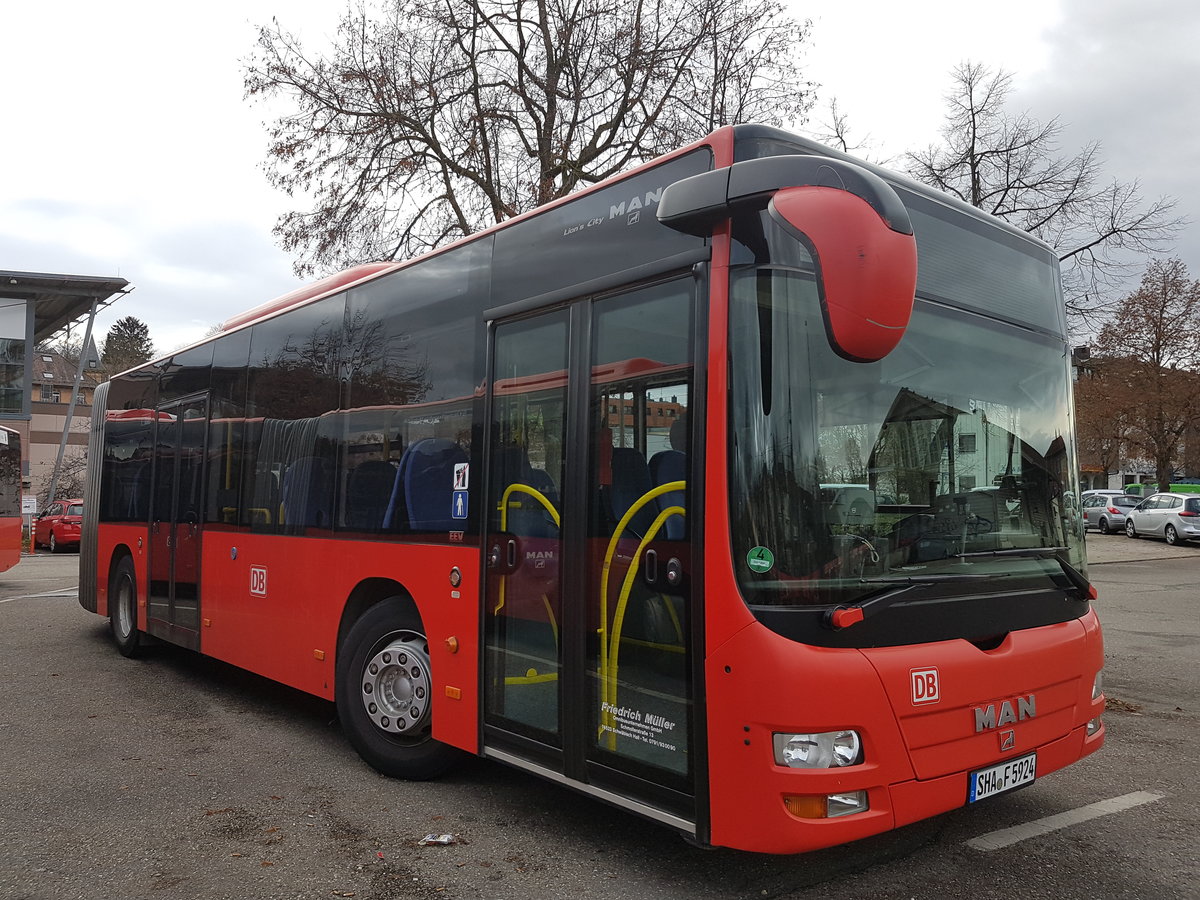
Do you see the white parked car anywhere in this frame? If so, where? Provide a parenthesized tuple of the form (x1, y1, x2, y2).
(1124, 493, 1200, 545)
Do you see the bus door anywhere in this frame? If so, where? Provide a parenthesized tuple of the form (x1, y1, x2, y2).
(147, 395, 208, 650)
(483, 277, 699, 826)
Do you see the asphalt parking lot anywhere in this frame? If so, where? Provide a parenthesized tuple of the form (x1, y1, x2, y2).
(1, 537, 1197, 899)
(1083, 526, 1200, 565)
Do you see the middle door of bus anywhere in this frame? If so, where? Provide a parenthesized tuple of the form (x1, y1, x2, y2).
(147, 395, 208, 650)
(483, 276, 699, 823)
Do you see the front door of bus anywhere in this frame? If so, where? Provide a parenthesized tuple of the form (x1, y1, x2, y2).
(483, 277, 698, 823)
(148, 395, 208, 650)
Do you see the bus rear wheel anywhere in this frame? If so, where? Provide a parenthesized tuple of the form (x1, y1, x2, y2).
(110, 555, 143, 658)
(335, 597, 460, 780)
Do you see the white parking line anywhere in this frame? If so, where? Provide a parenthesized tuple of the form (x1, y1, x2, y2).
(967, 791, 1166, 851)
(0, 587, 79, 603)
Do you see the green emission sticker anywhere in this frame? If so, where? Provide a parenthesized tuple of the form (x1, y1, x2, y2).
(747, 546, 775, 574)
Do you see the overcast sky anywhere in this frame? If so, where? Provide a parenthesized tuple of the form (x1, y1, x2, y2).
(1, 0, 1196, 355)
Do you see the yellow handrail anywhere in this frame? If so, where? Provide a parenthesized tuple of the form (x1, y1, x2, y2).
(602, 505, 686, 748)
(494, 483, 561, 615)
(597, 481, 686, 747)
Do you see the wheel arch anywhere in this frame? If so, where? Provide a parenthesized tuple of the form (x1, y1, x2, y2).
(98, 543, 138, 617)
(332, 582, 464, 778)
(336, 577, 421, 661)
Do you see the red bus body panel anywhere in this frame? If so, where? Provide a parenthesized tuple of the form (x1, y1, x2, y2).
(97, 526, 481, 754)
(704, 610, 1104, 854)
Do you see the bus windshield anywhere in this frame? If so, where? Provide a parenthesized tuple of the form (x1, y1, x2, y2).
(728, 255, 1084, 636)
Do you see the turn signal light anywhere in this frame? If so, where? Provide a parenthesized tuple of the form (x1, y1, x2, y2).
(783, 790, 869, 819)
(783, 795, 827, 818)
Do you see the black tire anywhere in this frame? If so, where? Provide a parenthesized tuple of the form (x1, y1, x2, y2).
(335, 597, 460, 780)
(1098, 517, 1111, 535)
(109, 555, 143, 658)
(1165, 524, 1180, 546)
(49, 531, 59, 553)
(1126, 519, 1138, 539)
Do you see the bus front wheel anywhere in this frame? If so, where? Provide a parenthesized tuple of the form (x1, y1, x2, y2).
(335, 597, 460, 780)
(110, 555, 143, 658)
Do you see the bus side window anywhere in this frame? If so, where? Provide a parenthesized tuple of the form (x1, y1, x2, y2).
(281, 457, 334, 530)
(391, 438, 467, 532)
(344, 460, 397, 531)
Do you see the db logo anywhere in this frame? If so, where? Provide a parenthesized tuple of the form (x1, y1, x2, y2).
(250, 566, 268, 597)
(910, 667, 940, 705)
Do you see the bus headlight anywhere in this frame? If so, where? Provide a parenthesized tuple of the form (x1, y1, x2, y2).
(1092, 670, 1104, 701)
(773, 730, 863, 768)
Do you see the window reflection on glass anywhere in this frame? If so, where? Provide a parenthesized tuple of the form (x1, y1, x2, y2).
(729, 268, 1084, 610)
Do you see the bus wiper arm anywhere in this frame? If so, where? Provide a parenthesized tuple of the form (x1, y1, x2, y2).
(825, 573, 994, 630)
(953, 547, 1095, 600)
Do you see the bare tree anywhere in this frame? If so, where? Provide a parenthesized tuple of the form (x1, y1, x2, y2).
(807, 97, 884, 162)
(1090, 258, 1200, 491)
(1072, 357, 1128, 486)
(36, 449, 88, 506)
(906, 63, 1182, 329)
(246, 0, 814, 275)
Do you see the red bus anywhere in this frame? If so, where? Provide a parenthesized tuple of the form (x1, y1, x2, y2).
(80, 125, 1104, 854)
(0, 425, 20, 573)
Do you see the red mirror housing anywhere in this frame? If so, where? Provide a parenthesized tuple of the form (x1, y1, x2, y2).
(768, 186, 917, 363)
(657, 152, 920, 363)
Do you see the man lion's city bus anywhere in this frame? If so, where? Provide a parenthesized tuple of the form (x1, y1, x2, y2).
(80, 125, 1104, 854)
(1, 426, 20, 573)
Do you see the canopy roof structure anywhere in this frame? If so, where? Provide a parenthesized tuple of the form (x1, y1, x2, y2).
(0, 270, 130, 343)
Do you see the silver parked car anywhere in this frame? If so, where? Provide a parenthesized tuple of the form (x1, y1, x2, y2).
(1081, 493, 1141, 534)
(1124, 492, 1200, 545)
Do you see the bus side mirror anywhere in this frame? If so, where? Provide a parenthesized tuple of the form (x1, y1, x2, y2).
(657, 153, 919, 363)
(767, 186, 917, 363)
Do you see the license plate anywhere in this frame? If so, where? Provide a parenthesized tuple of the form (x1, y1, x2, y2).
(969, 752, 1037, 802)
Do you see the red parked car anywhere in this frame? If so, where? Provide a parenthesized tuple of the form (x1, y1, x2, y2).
(35, 499, 83, 552)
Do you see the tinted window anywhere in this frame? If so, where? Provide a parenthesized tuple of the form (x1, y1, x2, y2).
(244, 294, 347, 533)
(99, 370, 160, 524)
(1186, 498, 1200, 514)
(897, 188, 1064, 336)
(159, 344, 214, 404)
(734, 133, 1064, 338)
(491, 150, 710, 308)
(1112, 496, 1139, 509)
(207, 329, 252, 527)
(339, 240, 490, 536)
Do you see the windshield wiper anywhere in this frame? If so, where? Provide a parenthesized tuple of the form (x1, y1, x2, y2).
(825, 573, 995, 630)
(953, 547, 1095, 600)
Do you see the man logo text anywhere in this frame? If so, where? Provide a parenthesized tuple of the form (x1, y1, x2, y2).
(974, 695, 1036, 732)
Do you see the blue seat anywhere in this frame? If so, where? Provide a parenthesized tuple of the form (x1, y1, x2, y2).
(386, 439, 468, 532)
(345, 460, 397, 530)
(493, 445, 559, 537)
(610, 447, 656, 538)
(649, 449, 687, 540)
(281, 456, 333, 529)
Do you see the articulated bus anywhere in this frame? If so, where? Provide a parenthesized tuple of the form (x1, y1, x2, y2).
(80, 125, 1104, 854)
(1, 425, 20, 573)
